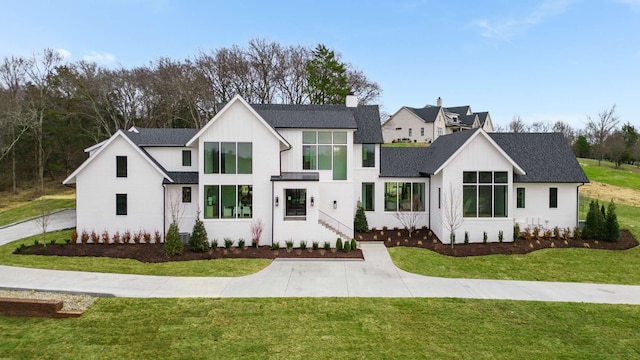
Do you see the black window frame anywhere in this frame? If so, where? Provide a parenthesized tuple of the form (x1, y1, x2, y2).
(116, 156, 127, 178)
(362, 144, 375, 168)
(516, 187, 525, 208)
(182, 150, 192, 167)
(549, 187, 558, 208)
(182, 187, 192, 203)
(116, 193, 127, 215)
(285, 188, 307, 218)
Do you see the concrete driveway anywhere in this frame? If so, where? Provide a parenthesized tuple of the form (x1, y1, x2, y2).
(0, 209, 76, 246)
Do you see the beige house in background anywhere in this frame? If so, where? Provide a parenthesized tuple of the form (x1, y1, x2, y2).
(382, 97, 494, 143)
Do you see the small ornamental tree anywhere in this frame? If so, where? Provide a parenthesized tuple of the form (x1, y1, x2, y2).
(164, 222, 183, 257)
(603, 201, 620, 242)
(354, 205, 369, 233)
(189, 215, 209, 252)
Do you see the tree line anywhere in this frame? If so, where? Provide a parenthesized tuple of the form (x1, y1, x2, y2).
(0, 40, 381, 194)
(501, 105, 639, 168)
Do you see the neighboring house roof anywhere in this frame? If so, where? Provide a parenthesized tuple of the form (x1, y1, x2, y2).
(404, 106, 442, 123)
(63, 130, 173, 185)
(123, 128, 198, 147)
(163, 172, 199, 184)
(475, 112, 489, 126)
(252, 104, 358, 129)
(490, 133, 589, 183)
(379, 147, 429, 177)
(458, 114, 477, 127)
(445, 106, 471, 116)
(352, 105, 384, 144)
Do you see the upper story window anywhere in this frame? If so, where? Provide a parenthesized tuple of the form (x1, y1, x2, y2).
(420, 128, 424, 136)
(302, 131, 347, 180)
(463, 171, 508, 218)
(408, 128, 412, 137)
(437, 128, 443, 136)
(182, 150, 192, 167)
(116, 156, 127, 178)
(362, 144, 375, 168)
(204, 142, 252, 174)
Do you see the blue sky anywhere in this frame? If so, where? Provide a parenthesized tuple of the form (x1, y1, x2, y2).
(1, 0, 639, 129)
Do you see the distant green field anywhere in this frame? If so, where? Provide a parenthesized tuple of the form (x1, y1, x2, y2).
(578, 158, 640, 189)
(0, 198, 75, 227)
(382, 142, 430, 147)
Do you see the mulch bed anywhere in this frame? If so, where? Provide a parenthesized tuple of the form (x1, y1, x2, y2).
(356, 227, 638, 257)
(14, 243, 363, 262)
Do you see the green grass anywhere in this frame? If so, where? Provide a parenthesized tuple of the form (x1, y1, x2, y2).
(390, 197, 640, 284)
(579, 157, 640, 189)
(0, 230, 270, 277)
(1, 298, 638, 359)
(0, 197, 75, 227)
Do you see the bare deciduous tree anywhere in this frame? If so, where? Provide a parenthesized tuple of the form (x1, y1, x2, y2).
(441, 183, 464, 248)
(508, 115, 528, 133)
(586, 105, 620, 166)
(552, 120, 575, 145)
(34, 197, 54, 245)
(393, 211, 423, 238)
(166, 189, 185, 226)
(603, 131, 628, 168)
(529, 121, 552, 133)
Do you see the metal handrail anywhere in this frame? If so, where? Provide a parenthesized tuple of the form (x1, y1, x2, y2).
(318, 210, 353, 238)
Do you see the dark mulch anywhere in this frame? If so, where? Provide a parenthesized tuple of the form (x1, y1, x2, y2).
(14, 243, 363, 263)
(356, 228, 638, 257)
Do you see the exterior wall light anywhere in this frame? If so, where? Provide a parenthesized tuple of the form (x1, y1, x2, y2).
(310, 196, 315, 207)
(333, 200, 337, 209)
(275, 196, 279, 207)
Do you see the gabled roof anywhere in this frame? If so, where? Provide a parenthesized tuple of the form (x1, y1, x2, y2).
(458, 114, 478, 126)
(445, 106, 472, 116)
(63, 130, 172, 185)
(123, 128, 198, 147)
(475, 112, 490, 126)
(404, 106, 442, 123)
(352, 105, 383, 144)
(252, 104, 358, 129)
(490, 133, 589, 183)
(380, 147, 430, 177)
(186, 95, 289, 148)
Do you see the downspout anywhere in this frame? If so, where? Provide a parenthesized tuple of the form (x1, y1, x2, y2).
(428, 176, 431, 229)
(162, 183, 166, 239)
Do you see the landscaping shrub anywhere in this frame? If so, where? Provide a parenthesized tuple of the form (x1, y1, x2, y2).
(464, 231, 469, 244)
(122, 230, 132, 244)
(300, 240, 307, 250)
(350, 238, 357, 250)
(250, 219, 264, 247)
(354, 205, 369, 233)
(133, 231, 142, 244)
(238, 238, 246, 248)
(163, 222, 184, 256)
(343, 239, 351, 252)
(189, 216, 209, 252)
(573, 226, 582, 240)
(271, 241, 280, 250)
(153, 230, 162, 244)
(224, 238, 234, 249)
(603, 201, 620, 242)
(112, 231, 121, 244)
(553, 226, 561, 240)
(143, 231, 151, 244)
(323, 241, 330, 251)
(211, 239, 219, 249)
(90, 231, 99, 244)
(513, 224, 520, 241)
(498, 230, 504, 243)
(583, 200, 604, 239)
(336, 238, 343, 251)
(285, 240, 294, 250)
(80, 230, 89, 244)
(70, 229, 78, 244)
(312, 241, 319, 250)
(482, 231, 487, 244)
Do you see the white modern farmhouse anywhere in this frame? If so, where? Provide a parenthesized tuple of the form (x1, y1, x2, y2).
(63, 94, 588, 246)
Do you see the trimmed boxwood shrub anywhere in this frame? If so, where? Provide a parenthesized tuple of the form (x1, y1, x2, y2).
(336, 238, 343, 251)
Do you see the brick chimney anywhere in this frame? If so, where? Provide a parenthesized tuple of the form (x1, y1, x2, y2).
(436, 97, 442, 107)
(346, 92, 358, 107)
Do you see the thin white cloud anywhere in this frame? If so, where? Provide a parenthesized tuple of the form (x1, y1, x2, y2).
(54, 48, 72, 61)
(474, 0, 576, 41)
(82, 51, 116, 65)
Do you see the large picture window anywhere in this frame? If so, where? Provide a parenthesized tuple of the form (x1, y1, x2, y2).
(204, 185, 252, 219)
(204, 142, 251, 174)
(384, 182, 425, 212)
(361, 183, 375, 211)
(463, 171, 508, 218)
(302, 131, 347, 180)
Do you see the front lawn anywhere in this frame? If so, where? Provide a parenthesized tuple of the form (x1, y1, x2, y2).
(0, 197, 75, 227)
(0, 230, 271, 277)
(0, 298, 638, 359)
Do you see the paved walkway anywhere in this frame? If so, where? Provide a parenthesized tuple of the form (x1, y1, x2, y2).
(1, 212, 640, 304)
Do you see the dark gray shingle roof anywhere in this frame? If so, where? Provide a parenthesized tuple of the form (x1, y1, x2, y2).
(252, 104, 358, 129)
(490, 132, 589, 183)
(380, 147, 430, 177)
(405, 106, 441, 123)
(475, 112, 489, 125)
(352, 105, 383, 144)
(420, 129, 478, 175)
(123, 128, 198, 146)
(458, 114, 477, 126)
(445, 106, 471, 116)
(163, 172, 199, 184)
